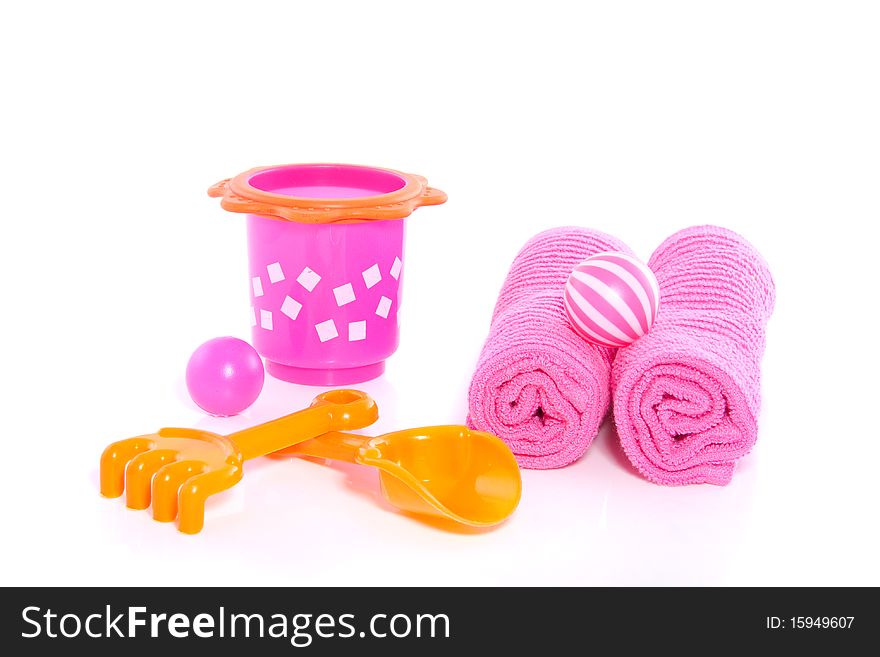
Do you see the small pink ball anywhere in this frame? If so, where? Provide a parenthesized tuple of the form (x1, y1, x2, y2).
(186, 337, 265, 416)
(564, 251, 661, 348)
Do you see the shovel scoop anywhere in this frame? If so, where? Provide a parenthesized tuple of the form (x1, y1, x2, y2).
(274, 425, 522, 527)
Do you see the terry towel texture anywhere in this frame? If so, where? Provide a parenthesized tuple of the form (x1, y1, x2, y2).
(467, 227, 634, 469)
(611, 225, 775, 485)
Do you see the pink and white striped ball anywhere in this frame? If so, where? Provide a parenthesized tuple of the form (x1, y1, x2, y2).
(564, 251, 661, 348)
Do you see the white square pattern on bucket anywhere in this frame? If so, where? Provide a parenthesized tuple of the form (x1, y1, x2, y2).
(333, 283, 356, 307)
(315, 319, 338, 343)
(376, 296, 392, 319)
(267, 262, 285, 284)
(257, 255, 402, 343)
(296, 267, 322, 292)
(348, 320, 366, 342)
(280, 296, 302, 321)
(362, 264, 382, 289)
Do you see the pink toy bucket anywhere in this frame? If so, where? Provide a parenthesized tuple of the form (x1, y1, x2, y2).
(209, 164, 446, 385)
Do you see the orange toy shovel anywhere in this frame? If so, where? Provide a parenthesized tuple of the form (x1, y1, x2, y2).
(100, 390, 377, 533)
(274, 426, 522, 527)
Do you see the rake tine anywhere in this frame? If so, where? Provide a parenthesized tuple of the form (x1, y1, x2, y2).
(151, 460, 206, 523)
(100, 437, 154, 498)
(177, 467, 242, 535)
(124, 449, 178, 510)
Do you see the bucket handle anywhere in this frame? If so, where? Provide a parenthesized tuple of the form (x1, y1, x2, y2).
(208, 178, 277, 216)
(413, 174, 447, 207)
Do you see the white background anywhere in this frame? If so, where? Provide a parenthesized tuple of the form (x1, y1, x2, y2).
(1, 1, 878, 586)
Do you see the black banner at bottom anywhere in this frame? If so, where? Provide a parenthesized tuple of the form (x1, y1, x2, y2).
(0, 587, 872, 654)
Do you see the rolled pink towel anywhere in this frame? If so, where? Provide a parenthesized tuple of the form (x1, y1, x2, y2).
(467, 227, 634, 469)
(611, 225, 775, 485)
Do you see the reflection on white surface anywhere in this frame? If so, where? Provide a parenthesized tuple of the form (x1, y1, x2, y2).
(18, 266, 880, 587)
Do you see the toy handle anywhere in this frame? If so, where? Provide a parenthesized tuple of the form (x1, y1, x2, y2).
(208, 178, 279, 216)
(415, 185, 447, 208)
(228, 391, 377, 461)
(207, 179, 231, 198)
(275, 431, 368, 464)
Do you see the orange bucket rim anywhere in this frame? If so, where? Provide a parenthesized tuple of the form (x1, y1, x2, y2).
(208, 163, 447, 224)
